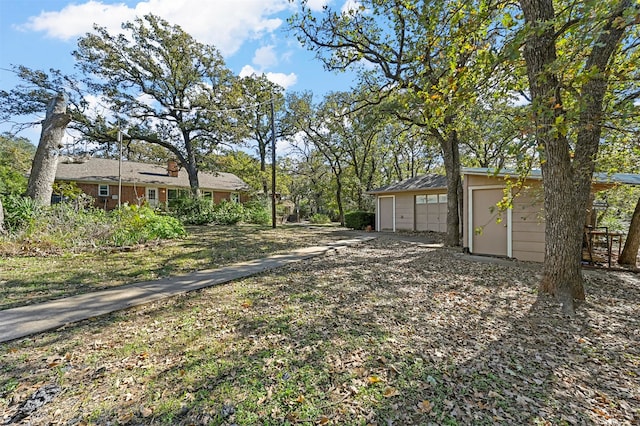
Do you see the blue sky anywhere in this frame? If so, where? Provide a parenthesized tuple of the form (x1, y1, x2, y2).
(0, 0, 358, 145)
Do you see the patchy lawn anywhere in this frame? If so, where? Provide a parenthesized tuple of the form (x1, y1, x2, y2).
(0, 224, 357, 310)
(1, 237, 639, 425)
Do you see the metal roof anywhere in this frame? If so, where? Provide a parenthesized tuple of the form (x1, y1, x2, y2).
(368, 174, 447, 194)
(55, 157, 250, 191)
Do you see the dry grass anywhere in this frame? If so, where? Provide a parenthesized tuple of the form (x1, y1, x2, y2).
(1, 236, 638, 425)
(0, 224, 357, 310)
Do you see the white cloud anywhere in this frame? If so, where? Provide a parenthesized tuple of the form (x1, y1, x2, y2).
(341, 0, 362, 14)
(18, 1, 135, 41)
(18, 0, 293, 56)
(305, 0, 330, 11)
(239, 65, 297, 89)
(253, 45, 278, 69)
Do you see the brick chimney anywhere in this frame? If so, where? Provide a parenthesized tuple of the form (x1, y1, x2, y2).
(167, 159, 179, 177)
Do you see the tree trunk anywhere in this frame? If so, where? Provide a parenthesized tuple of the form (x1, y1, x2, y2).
(0, 197, 5, 234)
(519, 0, 582, 315)
(335, 173, 345, 226)
(182, 134, 201, 198)
(438, 116, 461, 247)
(619, 196, 640, 267)
(27, 93, 71, 206)
(259, 143, 268, 197)
(185, 162, 201, 198)
(520, 0, 629, 316)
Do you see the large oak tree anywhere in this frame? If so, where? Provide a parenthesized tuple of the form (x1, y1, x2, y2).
(74, 14, 242, 196)
(517, 0, 638, 314)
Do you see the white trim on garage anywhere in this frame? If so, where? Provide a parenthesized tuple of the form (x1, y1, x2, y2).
(468, 185, 512, 257)
(377, 195, 396, 232)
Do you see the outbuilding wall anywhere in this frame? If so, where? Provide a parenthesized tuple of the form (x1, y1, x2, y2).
(375, 189, 447, 232)
(463, 174, 546, 262)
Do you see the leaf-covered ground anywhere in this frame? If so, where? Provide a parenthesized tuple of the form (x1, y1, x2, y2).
(0, 224, 357, 310)
(1, 236, 638, 425)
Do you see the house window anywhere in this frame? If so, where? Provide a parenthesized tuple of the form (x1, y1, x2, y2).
(427, 194, 438, 203)
(231, 193, 240, 203)
(168, 189, 189, 201)
(439, 193, 447, 203)
(416, 195, 427, 204)
(98, 184, 109, 197)
(202, 191, 213, 201)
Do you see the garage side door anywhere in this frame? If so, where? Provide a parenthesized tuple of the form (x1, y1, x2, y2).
(472, 189, 508, 256)
(379, 197, 394, 231)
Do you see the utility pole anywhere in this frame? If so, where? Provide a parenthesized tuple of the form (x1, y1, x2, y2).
(117, 125, 123, 209)
(270, 94, 277, 229)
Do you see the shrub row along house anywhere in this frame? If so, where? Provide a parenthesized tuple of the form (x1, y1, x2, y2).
(55, 157, 250, 210)
(369, 168, 640, 262)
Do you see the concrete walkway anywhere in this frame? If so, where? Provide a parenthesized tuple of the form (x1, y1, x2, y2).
(0, 235, 376, 343)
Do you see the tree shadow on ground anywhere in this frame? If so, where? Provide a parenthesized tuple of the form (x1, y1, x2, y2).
(2, 236, 638, 425)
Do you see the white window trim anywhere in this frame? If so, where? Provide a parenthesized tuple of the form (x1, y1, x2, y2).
(468, 185, 512, 257)
(98, 184, 109, 197)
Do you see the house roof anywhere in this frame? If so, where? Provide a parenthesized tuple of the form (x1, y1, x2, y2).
(56, 157, 250, 191)
(461, 167, 640, 186)
(367, 174, 447, 194)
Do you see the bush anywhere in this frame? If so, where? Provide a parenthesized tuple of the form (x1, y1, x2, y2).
(1, 200, 186, 253)
(168, 197, 214, 225)
(35, 199, 111, 248)
(309, 213, 331, 224)
(344, 211, 375, 230)
(211, 200, 245, 225)
(1, 194, 41, 234)
(243, 201, 270, 225)
(111, 204, 186, 246)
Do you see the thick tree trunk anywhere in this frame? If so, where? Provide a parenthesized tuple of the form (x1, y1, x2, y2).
(520, 0, 582, 315)
(185, 163, 201, 198)
(182, 134, 201, 198)
(618, 196, 640, 267)
(27, 93, 71, 206)
(438, 116, 461, 247)
(520, 0, 629, 316)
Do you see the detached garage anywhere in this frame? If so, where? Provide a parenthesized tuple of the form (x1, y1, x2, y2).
(371, 168, 638, 263)
(463, 168, 546, 262)
(368, 174, 448, 232)
(462, 167, 640, 262)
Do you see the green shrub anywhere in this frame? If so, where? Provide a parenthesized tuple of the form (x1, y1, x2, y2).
(344, 211, 375, 230)
(168, 196, 214, 225)
(111, 204, 186, 246)
(1, 194, 41, 234)
(243, 201, 270, 225)
(309, 213, 331, 224)
(211, 200, 244, 225)
(35, 199, 111, 248)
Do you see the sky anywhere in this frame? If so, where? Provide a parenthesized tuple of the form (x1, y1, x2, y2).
(0, 0, 359, 146)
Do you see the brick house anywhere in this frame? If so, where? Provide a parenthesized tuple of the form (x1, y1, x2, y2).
(55, 157, 250, 210)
